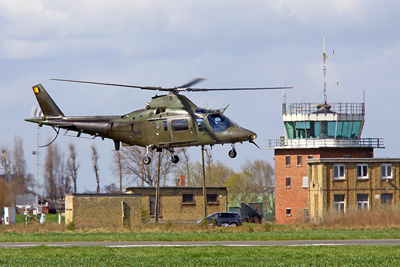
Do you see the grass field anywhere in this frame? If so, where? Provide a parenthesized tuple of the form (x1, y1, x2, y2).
(2, 210, 400, 266)
(1, 245, 400, 266)
(2, 228, 400, 242)
(3, 210, 400, 242)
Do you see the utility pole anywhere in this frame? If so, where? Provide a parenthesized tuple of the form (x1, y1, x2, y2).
(201, 145, 207, 217)
(155, 151, 161, 225)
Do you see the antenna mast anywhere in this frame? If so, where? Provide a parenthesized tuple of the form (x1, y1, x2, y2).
(322, 35, 334, 104)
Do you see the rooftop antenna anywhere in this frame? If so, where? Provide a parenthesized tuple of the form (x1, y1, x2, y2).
(322, 35, 334, 104)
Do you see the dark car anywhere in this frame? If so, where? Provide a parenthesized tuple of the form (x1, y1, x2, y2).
(195, 212, 243, 227)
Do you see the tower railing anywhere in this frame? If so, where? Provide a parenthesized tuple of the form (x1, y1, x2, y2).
(282, 103, 365, 115)
(266, 137, 384, 149)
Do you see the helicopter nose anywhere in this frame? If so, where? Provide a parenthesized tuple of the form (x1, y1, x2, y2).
(223, 127, 257, 143)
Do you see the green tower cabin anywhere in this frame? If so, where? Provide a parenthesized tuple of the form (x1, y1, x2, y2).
(280, 102, 382, 147)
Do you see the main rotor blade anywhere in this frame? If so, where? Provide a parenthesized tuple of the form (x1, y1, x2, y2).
(185, 86, 295, 92)
(50, 79, 172, 91)
(177, 78, 207, 89)
(51, 78, 295, 93)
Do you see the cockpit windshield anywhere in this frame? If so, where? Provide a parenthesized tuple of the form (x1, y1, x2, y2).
(195, 108, 214, 114)
(207, 114, 232, 132)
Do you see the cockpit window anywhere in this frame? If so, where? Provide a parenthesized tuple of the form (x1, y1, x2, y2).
(195, 108, 214, 114)
(196, 118, 206, 132)
(207, 114, 232, 132)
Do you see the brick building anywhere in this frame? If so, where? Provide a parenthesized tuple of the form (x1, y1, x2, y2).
(308, 158, 400, 220)
(65, 187, 227, 227)
(65, 194, 142, 227)
(125, 187, 227, 222)
(269, 102, 384, 224)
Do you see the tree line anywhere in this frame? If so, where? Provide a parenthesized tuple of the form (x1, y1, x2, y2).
(1, 137, 274, 214)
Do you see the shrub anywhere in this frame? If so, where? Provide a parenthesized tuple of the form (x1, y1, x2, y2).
(66, 221, 75, 231)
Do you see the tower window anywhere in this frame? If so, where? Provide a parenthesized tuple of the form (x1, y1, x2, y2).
(334, 194, 345, 213)
(381, 164, 392, 179)
(286, 208, 292, 216)
(333, 164, 345, 179)
(357, 194, 369, 210)
(357, 164, 368, 179)
(297, 155, 302, 166)
(285, 177, 291, 188)
(382, 193, 393, 205)
(285, 156, 291, 167)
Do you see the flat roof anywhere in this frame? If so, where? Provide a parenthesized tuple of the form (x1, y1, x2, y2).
(306, 158, 400, 164)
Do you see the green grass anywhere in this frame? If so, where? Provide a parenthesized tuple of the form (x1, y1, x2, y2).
(1, 228, 400, 242)
(0, 246, 400, 266)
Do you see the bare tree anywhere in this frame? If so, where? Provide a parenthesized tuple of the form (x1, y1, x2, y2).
(0, 144, 12, 208)
(43, 143, 69, 200)
(113, 146, 182, 186)
(179, 153, 234, 187)
(12, 136, 32, 193)
(181, 148, 191, 185)
(160, 148, 185, 186)
(119, 147, 154, 186)
(111, 151, 123, 192)
(67, 143, 79, 194)
(208, 161, 235, 186)
(44, 143, 59, 200)
(225, 160, 274, 214)
(91, 145, 100, 193)
(103, 182, 120, 194)
(57, 154, 71, 199)
(0, 144, 11, 182)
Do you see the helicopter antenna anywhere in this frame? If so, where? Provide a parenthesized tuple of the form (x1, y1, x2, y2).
(322, 35, 334, 104)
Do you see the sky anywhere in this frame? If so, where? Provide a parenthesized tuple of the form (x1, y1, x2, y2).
(1, 0, 400, 193)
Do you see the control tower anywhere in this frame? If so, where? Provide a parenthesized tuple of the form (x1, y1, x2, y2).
(270, 38, 384, 224)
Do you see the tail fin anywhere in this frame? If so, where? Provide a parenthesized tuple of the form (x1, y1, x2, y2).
(32, 84, 64, 116)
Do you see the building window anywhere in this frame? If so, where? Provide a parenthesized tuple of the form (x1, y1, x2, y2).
(297, 155, 302, 166)
(381, 164, 393, 179)
(285, 156, 291, 167)
(356, 164, 368, 179)
(182, 194, 194, 204)
(302, 177, 309, 188)
(286, 208, 292, 216)
(357, 194, 369, 210)
(333, 164, 345, 179)
(334, 194, 345, 213)
(207, 194, 218, 204)
(381, 193, 393, 205)
(308, 155, 313, 159)
(285, 177, 291, 188)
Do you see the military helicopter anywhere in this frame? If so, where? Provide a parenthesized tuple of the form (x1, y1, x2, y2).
(25, 78, 291, 164)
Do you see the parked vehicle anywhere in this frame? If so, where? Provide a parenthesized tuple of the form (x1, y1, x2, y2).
(195, 212, 243, 227)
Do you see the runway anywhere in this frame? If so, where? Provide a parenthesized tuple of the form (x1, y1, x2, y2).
(1, 239, 400, 248)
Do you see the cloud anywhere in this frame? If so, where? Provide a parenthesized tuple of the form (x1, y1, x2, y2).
(266, 0, 369, 25)
(0, 0, 68, 38)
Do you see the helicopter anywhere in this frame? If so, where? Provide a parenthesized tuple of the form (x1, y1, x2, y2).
(25, 78, 292, 164)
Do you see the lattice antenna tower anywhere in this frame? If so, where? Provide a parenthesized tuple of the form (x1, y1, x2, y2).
(322, 35, 334, 104)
